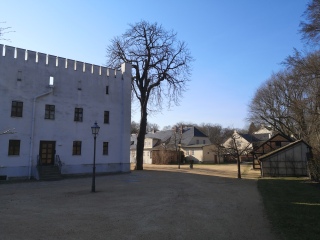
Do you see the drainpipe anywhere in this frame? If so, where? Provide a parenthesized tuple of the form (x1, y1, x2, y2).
(28, 89, 53, 179)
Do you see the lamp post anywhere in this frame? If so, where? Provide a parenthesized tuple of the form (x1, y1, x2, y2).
(178, 142, 181, 169)
(91, 121, 100, 192)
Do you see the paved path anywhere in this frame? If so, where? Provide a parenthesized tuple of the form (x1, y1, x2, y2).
(0, 164, 277, 240)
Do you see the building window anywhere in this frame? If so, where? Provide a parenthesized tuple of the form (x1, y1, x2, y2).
(11, 101, 23, 117)
(72, 141, 82, 155)
(103, 142, 109, 155)
(8, 140, 20, 155)
(106, 86, 109, 94)
(49, 76, 54, 86)
(104, 111, 109, 124)
(203, 140, 206, 144)
(191, 150, 194, 155)
(74, 108, 83, 122)
(45, 104, 55, 119)
(186, 150, 189, 156)
(17, 70, 22, 81)
(275, 141, 281, 147)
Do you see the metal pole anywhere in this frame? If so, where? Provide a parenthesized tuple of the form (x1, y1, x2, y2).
(91, 134, 96, 192)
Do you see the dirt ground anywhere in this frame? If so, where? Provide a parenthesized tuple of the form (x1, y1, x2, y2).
(0, 163, 278, 240)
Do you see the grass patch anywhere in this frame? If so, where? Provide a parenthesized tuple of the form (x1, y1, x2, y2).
(258, 178, 320, 240)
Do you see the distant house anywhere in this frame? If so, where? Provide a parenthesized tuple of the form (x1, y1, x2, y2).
(252, 125, 273, 141)
(223, 130, 262, 162)
(130, 126, 223, 164)
(251, 133, 294, 169)
(259, 140, 311, 177)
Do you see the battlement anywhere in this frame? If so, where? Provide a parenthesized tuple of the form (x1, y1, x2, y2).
(0, 44, 127, 78)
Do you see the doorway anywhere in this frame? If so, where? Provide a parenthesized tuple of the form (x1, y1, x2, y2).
(39, 141, 56, 165)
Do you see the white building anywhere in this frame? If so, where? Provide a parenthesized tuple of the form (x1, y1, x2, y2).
(0, 45, 131, 180)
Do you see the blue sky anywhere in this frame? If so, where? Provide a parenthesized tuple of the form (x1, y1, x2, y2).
(1, 0, 309, 130)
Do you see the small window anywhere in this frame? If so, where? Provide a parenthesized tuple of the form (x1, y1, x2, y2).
(8, 140, 20, 155)
(191, 150, 194, 155)
(186, 150, 189, 156)
(275, 141, 281, 147)
(72, 141, 82, 155)
(17, 70, 22, 81)
(103, 142, 109, 155)
(106, 86, 109, 94)
(49, 76, 54, 86)
(74, 108, 83, 122)
(104, 111, 109, 124)
(45, 105, 55, 119)
(11, 101, 23, 117)
(203, 140, 206, 144)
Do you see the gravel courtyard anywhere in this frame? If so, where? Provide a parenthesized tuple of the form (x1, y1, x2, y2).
(0, 164, 277, 240)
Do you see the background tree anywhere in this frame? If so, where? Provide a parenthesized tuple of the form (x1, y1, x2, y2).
(106, 21, 193, 170)
(248, 51, 320, 154)
(146, 123, 160, 133)
(300, 0, 320, 46)
(0, 22, 13, 41)
(247, 122, 258, 134)
(131, 121, 140, 134)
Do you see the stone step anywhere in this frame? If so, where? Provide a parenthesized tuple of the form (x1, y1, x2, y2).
(38, 166, 63, 181)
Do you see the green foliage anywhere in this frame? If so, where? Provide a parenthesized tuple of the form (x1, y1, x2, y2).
(258, 178, 320, 240)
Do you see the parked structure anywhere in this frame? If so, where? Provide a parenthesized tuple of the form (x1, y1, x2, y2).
(0, 45, 131, 180)
(259, 140, 311, 177)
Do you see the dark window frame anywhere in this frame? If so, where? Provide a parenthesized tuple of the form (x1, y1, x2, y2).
(104, 111, 109, 124)
(45, 104, 55, 120)
(103, 142, 109, 155)
(11, 101, 23, 117)
(72, 141, 82, 155)
(74, 108, 83, 122)
(8, 140, 20, 155)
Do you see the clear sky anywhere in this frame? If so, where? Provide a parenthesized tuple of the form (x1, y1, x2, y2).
(1, 0, 309, 130)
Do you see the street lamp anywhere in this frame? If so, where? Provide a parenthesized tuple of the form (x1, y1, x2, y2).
(91, 121, 100, 192)
(178, 142, 181, 169)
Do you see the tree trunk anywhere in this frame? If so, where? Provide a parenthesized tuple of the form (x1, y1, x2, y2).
(135, 104, 148, 170)
(237, 155, 241, 179)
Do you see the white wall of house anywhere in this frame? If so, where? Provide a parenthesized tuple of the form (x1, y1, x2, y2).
(202, 145, 223, 163)
(183, 147, 203, 163)
(0, 45, 131, 179)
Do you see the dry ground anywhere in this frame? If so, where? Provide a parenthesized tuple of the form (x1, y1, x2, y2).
(0, 163, 278, 240)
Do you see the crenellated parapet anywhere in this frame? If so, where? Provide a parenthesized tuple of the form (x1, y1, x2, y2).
(0, 44, 125, 78)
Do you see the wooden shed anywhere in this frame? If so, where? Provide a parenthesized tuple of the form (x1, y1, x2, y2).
(259, 140, 311, 177)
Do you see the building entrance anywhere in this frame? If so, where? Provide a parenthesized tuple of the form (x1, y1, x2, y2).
(39, 141, 56, 165)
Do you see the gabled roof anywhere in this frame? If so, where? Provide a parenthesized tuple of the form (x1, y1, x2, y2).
(143, 126, 209, 149)
(180, 126, 209, 146)
(259, 139, 311, 161)
(238, 133, 261, 143)
(255, 133, 293, 149)
(145, 130, 172, 142)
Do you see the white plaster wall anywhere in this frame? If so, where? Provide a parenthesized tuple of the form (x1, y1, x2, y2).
(0, 45, 131, 178)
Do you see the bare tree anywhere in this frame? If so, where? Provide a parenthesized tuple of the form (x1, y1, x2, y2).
(0, 22, 13, 41)
(300, 0, 320, 45)
(249, 50, 320, 154)
(131, 121, 140, 134)
(224, 132, 253, 179)
(106, 21, 193, 170)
